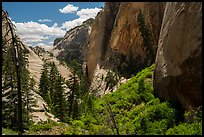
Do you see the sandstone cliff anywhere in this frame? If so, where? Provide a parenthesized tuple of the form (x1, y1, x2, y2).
(86, 2, 165, 96)
(52, 18, 94, 64)
(154, 2, 202, 111)
(87, 2, 166, 81)
(87, 2, 121, 81)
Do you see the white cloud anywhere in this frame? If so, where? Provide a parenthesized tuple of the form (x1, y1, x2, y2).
(61, 18, 86, 30)
(59, 4, 78, 13)
(10, 6, 102, 48)
(34, 43, 53, 51)
(35, 43, 47, 47)
(38, 19, 52, 22)
(13, 21, 66, 44)
(20, 35, 48, 43)
(61, 7, 101, 31)
(77, 7, 101, 19)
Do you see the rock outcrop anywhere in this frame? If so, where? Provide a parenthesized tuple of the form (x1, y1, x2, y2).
(154, 2, 202, 110)
(87, 2, 166, 81)
(25, 46, 44, 85)
(53, 38, 63, 46)
(87, 2, 121, 81)
(89, 64, 128, 97)
(143, 2, 166, 46)
(52, 18, 94, 64)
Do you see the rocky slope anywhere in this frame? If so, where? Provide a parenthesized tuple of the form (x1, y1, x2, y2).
(25, 42, 74, 123)
(51, 18, 94, 64)
(30, 46, 73, 82)
(25, 46, 44, 85)
(154, 2, 202, 111)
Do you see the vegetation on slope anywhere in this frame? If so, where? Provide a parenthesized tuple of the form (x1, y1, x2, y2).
(3, 64, 202, 135)
(62, 64, 202, 135)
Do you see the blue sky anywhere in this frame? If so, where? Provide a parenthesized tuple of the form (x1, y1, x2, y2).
(2, 2, 104, 48)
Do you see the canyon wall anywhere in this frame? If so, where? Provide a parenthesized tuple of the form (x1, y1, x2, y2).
(87, 2, 166, 81)
(154, 2, 202, 110)
(87, 2, 121, 81)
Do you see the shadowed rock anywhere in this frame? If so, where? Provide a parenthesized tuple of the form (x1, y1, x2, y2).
(154, 2, 202, 110)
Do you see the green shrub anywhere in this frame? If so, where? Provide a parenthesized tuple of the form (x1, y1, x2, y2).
(29, 121, 57, 131)
(132, 99, 177, 135)
(2, 128, 19, 135)
(166, 122, 202, 135)
(58, 63, 202, 135)
(166, 106, 202, 135)
(62, 119, 86, 135)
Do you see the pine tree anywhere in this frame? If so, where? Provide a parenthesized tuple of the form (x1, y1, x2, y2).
(2, 9, 36, 134)
(49, 62, 59, 107)
(2, 9, 23, 133)
(66, 71, 79, 121)
(137, 10, 154, 64)
(53, 75, 67, 122)
(39, 62, 68, 122)
(22, 76, 36, 128)
(39, 63, 50, 105)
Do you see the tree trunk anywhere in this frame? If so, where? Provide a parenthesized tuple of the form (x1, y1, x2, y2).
(7, 16, 23, 135)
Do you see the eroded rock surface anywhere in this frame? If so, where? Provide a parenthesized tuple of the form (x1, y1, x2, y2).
(87, 2, 165, 82)
(154, 2, 202, 110)
(52, 18, 94, 64)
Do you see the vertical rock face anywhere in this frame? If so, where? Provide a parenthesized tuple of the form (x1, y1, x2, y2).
(154, 2, 202, 110)
(87, 2, 120, 81)
(143, 2, 166, 46)
(108, 2, 145, 59)
(87, 2, 165, 81)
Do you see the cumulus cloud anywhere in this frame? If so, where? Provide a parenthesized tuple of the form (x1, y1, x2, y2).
(34, 43, 53, 51)
(59, 4, 78, 13)
(61, 7, 101, 30)
(61, 18, 85, 30)
(13, 21, 66, 44)
(11, 5, 102, 48)
(76, 7, 101, 19)
(20, 35, 49, 43)
(38, 19, 52, 22)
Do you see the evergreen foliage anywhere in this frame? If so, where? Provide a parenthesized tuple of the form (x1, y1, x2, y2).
(39, 62, 68, 122)
(39, 64, 50, 104)
(52, 75, 67, 122)
(2, 9, 36, 134)
(3, 62, 202, 135)
(137, 10, 155, 64)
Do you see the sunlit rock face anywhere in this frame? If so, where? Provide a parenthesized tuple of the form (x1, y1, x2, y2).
(52, 18, 94, 64)
(87, 2, 121, 81)
(87, 2, 165, 81)
(154, 2, 202, 110)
